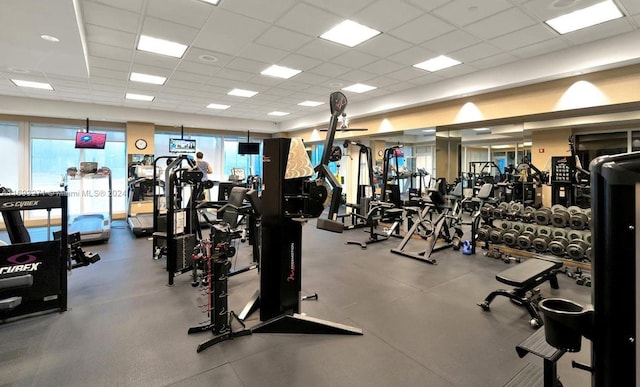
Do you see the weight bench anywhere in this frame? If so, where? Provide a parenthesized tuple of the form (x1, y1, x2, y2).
(504, 328, 565, 387)
(478, 259, 562, 328)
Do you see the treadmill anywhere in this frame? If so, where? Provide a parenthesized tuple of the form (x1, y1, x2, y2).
(64, 162, 112, 243)
(127, 164, 164, 237)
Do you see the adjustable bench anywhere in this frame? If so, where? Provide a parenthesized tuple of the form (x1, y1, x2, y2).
(504, 328, 565, 387)
(478, 258, 562, 328)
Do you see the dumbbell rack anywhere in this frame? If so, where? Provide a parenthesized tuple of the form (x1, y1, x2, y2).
(474, 202, 593, 284)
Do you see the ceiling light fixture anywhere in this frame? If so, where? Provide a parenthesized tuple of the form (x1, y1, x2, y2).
(320, 20, 381, 47)
(261, 65, 302, 79)
(199, 0, 220, 5)
(473, 128, 491, 132)
(545, 0, 623, 34)
(298, 100, 323, 107)
(40, 34, 60, 42)
(130, 72, 167, 85)
(137, 35, 188, 58)
(422, 129, 436, 133)
(125, 93, 154, 101)
(342, 83, 376, 93)
(11, 79, 54, 90)
(228, 88, 258, 97)
(206, 103, 230, 110)
(414, 55, 462, 72)
(268, 111, 290, 117)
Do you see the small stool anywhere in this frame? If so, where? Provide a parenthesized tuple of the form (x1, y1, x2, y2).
(478, 259, 562, 328)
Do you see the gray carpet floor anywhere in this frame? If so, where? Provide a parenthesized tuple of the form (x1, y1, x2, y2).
(1, 220, 592, 387)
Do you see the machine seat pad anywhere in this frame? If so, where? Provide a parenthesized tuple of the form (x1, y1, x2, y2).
(496, 259, 562, 288)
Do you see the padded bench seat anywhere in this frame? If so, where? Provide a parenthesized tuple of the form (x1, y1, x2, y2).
(478, 259, 562, 328)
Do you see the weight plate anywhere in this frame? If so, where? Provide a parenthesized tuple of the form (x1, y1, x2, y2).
(551, 204, 567, 213)
(523, 224, 538, 234)
(567, 206, 582, 215)
(567, 230, 583, 241)
(537, 226, 552, 236)
(551, 228, 567, 238)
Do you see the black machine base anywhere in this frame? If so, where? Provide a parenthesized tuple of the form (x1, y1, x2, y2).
(251, 312, 363, 335)
(188, 311, 252, 353)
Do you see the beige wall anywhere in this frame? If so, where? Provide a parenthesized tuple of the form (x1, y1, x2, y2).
(126, 122, 155, 156)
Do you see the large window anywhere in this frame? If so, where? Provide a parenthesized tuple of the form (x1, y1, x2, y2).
(223, 138, 262, 180)
(576, 131, 628, 165)
(30, 124, 126, 217)
(0, 122, 20, 190)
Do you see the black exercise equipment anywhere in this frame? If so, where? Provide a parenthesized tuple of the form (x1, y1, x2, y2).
(478, 258, 562, 328)
(0, 192, 68, 320)
(345, 201, 402, 248)
(338, 141, 375, 230)
(0, 274, 33, 312)
(505, 328, 566, 387)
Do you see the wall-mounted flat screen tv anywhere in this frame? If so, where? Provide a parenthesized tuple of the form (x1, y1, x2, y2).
(169, 138, 196, 153)
(75, 132, 106, 149)
(238, 142, 260, 155)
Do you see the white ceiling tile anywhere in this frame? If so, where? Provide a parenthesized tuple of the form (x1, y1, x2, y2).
(133, 51, 181, 70)
(140, 17, 200, 45)
(562, 18, 634, 45)
(85, 24, 137, 49)
(339, 69, 377, 83)
(303, 0, 374, 17)
(381, 81, 415, 92)
(183, 48, 234, 67)
(91, 67, 127, 81)
(255, 27, 314, 52)
(285, 72, 330, 86)
(307, 62, 351, 77)
(389, 46, 438, 66)
(82, 1, 139, 33)
(88, 0, 144, 13)
(221, 0, 297, 23)
(360, 59, 406, 75)
(356, 34, 413, 58)
(247, 75, 284, 87)
(90, 82, 126, 92)
(297, 39, 348, 61)
(422, 30, 481, 54)
(276, 3, 343, 36)
(215, 68, 256, 82)
(146, 0, 212, 28)
(88, 42, 132, 62)
(431, 63, 477, 78)
(228, 57, 270, 74)
(354, 0, 423, 32)
(89, 56, 130, 72)
(451, 42, 502, 63)
(521, 0, 603, 21)
(176, 60, 221, 76)
(193, 9, 270, 55)
(263, 87, 299, 97)
(163, 79, 203, 91)
(433, 0, 514, 27)
(465, 8, 537, 40)
(409, 73, 444, 86)
(510, 38, 570, 59)
(470, 52, 519, 69)
(388, 14, 456, 44)
(170, 71, 210, 84)
(366, 76, 402, 88)
(277, 81, 311, 92)
(238, 44, 289, 64)
(331, 50, 378, 68)
(278, 54, 323, 72)
(619, 0, 640, 15)
(404, 0, 450, 12)
(490, 24, 557, 51)
(386, 67, 427, 81)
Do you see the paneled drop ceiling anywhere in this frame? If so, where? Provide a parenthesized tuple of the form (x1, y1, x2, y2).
(0, 0, 639, 133)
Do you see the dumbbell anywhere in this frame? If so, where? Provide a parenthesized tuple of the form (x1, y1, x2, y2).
(511, 222, 525, 233)
(480, 205, 493, 219)
(551, 209, 571, 228)
(534, 208, 552, 225)
(477, 225, 492, 241)
(551, 227, 567, 239)
(489, 228, 506, 244)
(502, 229, 521, 247)
(520, 209, 535, 223)
(532, 235, 551, 253)
(549, 236, 570, 256)
(492, 206, 507, 219)
(517, 231, 536, 250)
(551, 204, 567, 213)
(566, 230, 584, 241)
(523, 224, 538, 234)
(567, 206, 582, 215)
(537, 226, 552, 238)
(585, 247, 592, 260)
(567, 239, 590, 260)
(570, 211, 589, 230)
(583, 232, 592, 244)
(495, 219, 512, 230)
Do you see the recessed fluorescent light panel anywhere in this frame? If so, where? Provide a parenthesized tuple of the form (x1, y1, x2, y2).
(473, 128, 491, 132)
(422, 129, 436, 133)
(298, 100, 323, 107)
(261, 65, 301, 79)
(137, 35, 188, 58)
(40, 34, 59, 42)
(268, 111, 290, 117)
(414, 55, 461, 72)
(545, 0, 623, 34)
(199, 0, 220, 5)
(342, 83, 376, 93)
(125, 93, 154, 101)
(11, 79, 54, 90)
(228, 88, 258, 97)
(320, 20, 381, 47)
(130, 72, 166, 85)
(206, 103, 230, 110)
